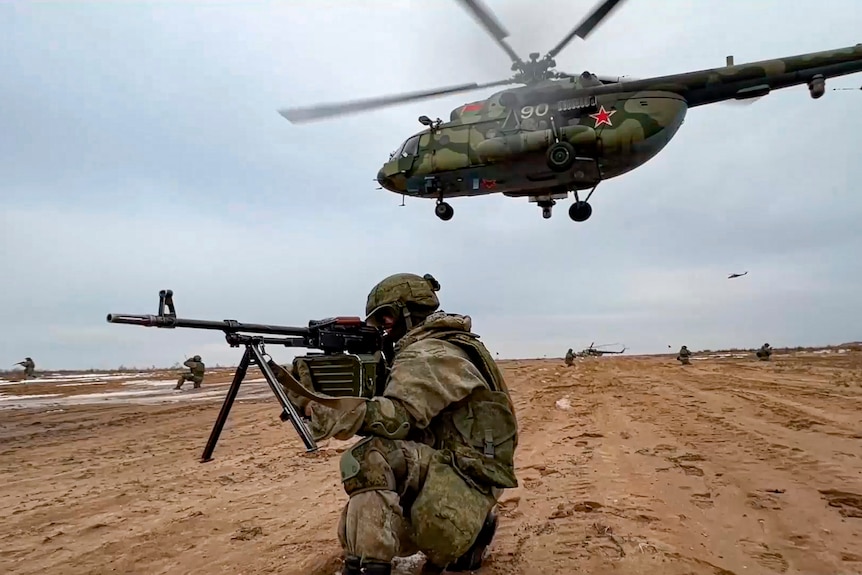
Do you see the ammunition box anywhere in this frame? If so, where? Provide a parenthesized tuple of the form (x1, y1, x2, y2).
(294, 353, 386, 398)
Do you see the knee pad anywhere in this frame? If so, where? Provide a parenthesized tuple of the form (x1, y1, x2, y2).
(447, 509, 498, 572)
(339, 437, 406, 496)
(410, 454, 496, 567)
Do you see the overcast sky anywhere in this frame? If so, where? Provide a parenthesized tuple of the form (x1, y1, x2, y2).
(2, 0, 861, 370)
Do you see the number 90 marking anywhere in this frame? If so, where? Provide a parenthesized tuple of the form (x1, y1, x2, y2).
(520, 103, 549, 119)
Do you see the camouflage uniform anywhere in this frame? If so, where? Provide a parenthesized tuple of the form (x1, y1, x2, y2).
(16, 357, 36, 379)
(176, 355, 205, 389)
(564, 348, 575, 366)
(290, 273, 519, 575)
(677, 346, 691, 365)
(755, 343, 772, 361)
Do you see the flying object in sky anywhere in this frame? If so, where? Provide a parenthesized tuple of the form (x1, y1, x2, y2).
(727, 271, 749, 279)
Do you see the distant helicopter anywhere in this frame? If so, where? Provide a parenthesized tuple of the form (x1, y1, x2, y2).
(578, 342, 627, 357)
(279, 0, 862, 222)
(728, 271, 749, 279)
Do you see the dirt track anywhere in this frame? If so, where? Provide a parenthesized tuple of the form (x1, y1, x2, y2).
(2, 352, 861, 575)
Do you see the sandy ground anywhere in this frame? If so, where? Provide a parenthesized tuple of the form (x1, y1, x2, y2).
(1, 351, 861, 575)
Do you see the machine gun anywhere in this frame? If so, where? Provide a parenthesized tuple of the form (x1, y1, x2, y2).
(106, 289, 384, 462)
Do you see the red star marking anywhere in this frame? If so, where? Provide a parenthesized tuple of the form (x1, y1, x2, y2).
(480, 179, 497, 190)
(589, 105, 616, 127)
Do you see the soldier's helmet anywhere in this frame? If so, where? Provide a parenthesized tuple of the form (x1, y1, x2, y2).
(193, 355, 201, 361)
(365, 273, 441, 327)
(763, 343, 770, 348)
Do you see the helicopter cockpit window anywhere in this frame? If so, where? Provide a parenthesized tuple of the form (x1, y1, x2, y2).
(400, 135, 420, 157)
(391, 141, 407, 159)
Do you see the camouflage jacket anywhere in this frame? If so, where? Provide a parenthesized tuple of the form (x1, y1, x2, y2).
(309, 311, 519, 491)
(183, 359, 205, 377)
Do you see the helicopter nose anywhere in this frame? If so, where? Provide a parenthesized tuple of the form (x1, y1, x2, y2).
(376, 168, 388, 187)
(377, 167, 398, 192)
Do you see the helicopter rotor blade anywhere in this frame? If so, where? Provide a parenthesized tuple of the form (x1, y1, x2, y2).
(545, 0, 628, 59)
(452, 0, 525, 68)
(277, 78, 516, 124)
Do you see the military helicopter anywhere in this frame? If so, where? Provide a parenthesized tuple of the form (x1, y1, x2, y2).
(578, 342, 627, 357)
(278, 0, 862, 222)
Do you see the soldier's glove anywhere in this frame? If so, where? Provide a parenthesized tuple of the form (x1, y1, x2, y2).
(266, 358, 311, 417)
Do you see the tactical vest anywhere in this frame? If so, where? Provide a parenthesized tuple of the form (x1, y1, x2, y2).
(190, 361, 205, 377)
(402, 328, 519, 492)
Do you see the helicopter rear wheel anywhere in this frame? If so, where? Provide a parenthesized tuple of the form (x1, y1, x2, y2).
(546, 141, 575, 172)
(569, 201, 592, 222)
(435, 201, 454, 221)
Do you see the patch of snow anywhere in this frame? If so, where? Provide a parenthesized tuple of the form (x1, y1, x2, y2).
(0, 393, 63, 401)
(56, 381, 111, 387)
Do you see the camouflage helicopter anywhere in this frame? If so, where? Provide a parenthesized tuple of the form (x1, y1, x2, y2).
(278, 0, 862, 222)
(578, 342, 627, 357)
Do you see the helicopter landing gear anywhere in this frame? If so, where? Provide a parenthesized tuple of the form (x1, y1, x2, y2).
(568, 184, 598, 222)
(569, 201, 592, 222)
(435, 200, 454, 221)
(546, 141, 575, 172)
(538, 199, 556, 219)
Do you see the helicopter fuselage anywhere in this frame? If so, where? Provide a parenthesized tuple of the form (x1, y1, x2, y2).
(373, 43, 862, 221)
(377, 84, 686, 200)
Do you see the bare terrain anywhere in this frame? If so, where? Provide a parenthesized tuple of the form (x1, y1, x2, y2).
(1, 350, 861, 575)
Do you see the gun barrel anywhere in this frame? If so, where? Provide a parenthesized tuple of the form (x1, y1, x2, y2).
(106, 313, 310, 337)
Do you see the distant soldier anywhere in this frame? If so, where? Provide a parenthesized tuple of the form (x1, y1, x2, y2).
(677, 346, 691, 365)
(564, 348, 575, 366)
(755, 343, 772, 361)
(175, 355, 205, 390)
(15, 357, 36, 379)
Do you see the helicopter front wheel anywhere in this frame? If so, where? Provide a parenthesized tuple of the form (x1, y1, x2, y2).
(546, 141, 576, 172)
(435, 201, 454, 221)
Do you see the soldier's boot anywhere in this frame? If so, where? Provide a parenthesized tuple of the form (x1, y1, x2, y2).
(446, 509, 499, 572)
(175, 376, 184, 390)
(193, 382, 201, 389)
(341, 556, 391, 575)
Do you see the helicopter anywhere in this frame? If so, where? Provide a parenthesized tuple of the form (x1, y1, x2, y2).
(278, 0, 862, 222)
(578, 342, 627, 357)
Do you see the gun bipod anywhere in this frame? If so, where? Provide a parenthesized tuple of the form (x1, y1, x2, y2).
(200, 334, 318, 463)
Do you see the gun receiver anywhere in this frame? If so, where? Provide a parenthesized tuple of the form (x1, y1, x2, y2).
(106, 289, 383, 462)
